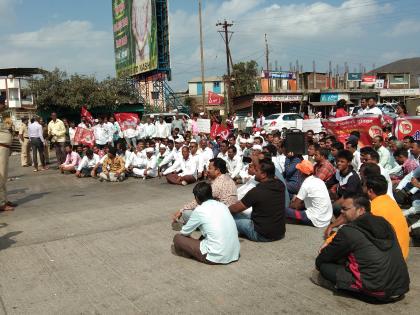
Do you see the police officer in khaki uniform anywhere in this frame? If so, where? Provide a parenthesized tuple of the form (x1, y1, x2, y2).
(19, 116, 32, 167)
(0, 95, 16, 211)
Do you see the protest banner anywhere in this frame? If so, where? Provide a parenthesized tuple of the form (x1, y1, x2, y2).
(74, 127, 95, 147)
(114, 113, 140, 131)
(210, 123, 230, 140)
(321, 115, 383, 147)
(395, 116, 420, 140)
(197, 119, 211, 133)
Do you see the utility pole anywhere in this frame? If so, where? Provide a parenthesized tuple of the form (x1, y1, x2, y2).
(217, 20, 233, 119)
(265, 33, 269, 71)
(198, 0, 206, 112)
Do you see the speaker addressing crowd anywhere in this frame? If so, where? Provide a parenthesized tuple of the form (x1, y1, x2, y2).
(8, 102, 419, 303)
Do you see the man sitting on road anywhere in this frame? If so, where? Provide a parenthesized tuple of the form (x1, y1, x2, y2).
(172, 182, 240, 265)
(229, 159, 286, 242)
(313, 147, 335, 182)
(75, 149, 100, 178)
(323, 175, 409, 260)
(59, 144, 81, 174)
(99, 147, 126, 182)
(313, 193, 410, 303)
(132, 147, 158, 179)
(287, 160, 333, 228)
(173, 157, 237, 225)
(163, 146, 199, 185)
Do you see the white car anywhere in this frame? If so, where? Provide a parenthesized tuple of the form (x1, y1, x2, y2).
(263, 113, 304, 132)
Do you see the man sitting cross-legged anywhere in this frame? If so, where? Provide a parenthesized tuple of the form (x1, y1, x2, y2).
(99, 147, 126, 182)
(132, 147, 158, 179)
(313, 193, 410, 303)
(163, 146, 199, 185)
(172, 182, 240, 265)
(59, 144, 81, 174)
(229, 158, 286, 242)
(75, 149, 100, 178)
(287, 160, 333, 228)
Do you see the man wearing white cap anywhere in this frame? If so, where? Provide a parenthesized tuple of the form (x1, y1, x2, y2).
(243, 139, 254, 158)
(133, 147, 158, 179)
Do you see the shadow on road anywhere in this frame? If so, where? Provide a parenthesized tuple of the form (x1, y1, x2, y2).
(14, 192, 51, 206)
(0, 231, 22, 250)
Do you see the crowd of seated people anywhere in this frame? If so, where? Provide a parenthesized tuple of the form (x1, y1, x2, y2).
(41, 109, 418, 303)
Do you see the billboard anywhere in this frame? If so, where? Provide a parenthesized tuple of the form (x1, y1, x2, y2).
(347, 73, 362, 81)
(112, 0, 158, 77)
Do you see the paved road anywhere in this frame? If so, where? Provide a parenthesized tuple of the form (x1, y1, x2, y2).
(0, 156, 419, 314)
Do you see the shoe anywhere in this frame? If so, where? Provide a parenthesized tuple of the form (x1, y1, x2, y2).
(403, 207, 420, 217)
(0, 204, 14, 212)
(181, 180, 188, 186)
(99, 177, 104, 182)
(6, 201, 17, 207)
(310, 270, 336, 291)
(172, 221, 183, 231)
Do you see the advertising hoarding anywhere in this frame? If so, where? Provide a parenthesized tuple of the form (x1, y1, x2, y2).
(112, 0, 158, 77)
(347, 73, 362, 81)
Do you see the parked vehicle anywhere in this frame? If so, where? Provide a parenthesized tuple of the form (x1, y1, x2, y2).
(263, 113, 304, 132)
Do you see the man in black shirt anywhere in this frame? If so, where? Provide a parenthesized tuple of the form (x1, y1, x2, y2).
(229, 158, 286, 241)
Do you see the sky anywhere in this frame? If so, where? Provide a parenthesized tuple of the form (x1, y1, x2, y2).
(0, 0, 419, 91)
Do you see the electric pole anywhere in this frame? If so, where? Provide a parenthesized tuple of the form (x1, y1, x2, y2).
(198, 0, 206, 112)
(265, 33, 269, 71)
(216, 20, 233, 120)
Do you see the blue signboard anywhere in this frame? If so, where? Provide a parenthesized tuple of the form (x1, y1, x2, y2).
(320, 93, 339, 102)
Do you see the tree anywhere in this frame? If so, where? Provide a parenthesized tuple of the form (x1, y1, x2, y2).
(29, 68, 140, 110)
(232, 60, 259, 96)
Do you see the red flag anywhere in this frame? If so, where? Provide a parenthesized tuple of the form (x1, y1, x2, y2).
(81, 106, 93, 125)
(74, 127, 95, 147)
(208, 91, 224, 105)
(395, 116, 420, 140)
(210, 123, 230, 140)
(114, 113, 140, 131)
(321, 115, 383, 147)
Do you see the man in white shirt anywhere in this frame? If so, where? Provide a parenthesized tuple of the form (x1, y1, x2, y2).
(372, 136, 392, 169)
(28, 117, 47, 172)
(76, 149, 100, 178)
(255, 112, 265, 129)
(136, 121, 146, 140)
(163, 146, 198, 185)
(133, 147, 158, 179)
(287, 160, 333, 228)
(237, 162, 258, 218)
(244, 112, 254, 134)
(364, 98, 382, 116)
(345, 139, 361, 172)
(226, 145, 243, 180)
(144, 117, 156, 139)
(155, 116, 170, 139)
(356, 98, 368, 115)
(217, 140, 229, 161)
(197, 139, 214, 172)
(93, 118, 112, 149)
(172, 182, 240, 264)
(159, 139, 182, 171)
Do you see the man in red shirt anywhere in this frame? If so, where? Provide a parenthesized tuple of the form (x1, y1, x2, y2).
(313, 148, 335, 182)
(335, 99, 348, 118)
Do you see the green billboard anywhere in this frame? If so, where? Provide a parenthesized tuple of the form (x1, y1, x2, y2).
(112, 0, 158, 77)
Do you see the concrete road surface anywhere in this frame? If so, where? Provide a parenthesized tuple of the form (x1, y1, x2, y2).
(0, 156, 419, 314)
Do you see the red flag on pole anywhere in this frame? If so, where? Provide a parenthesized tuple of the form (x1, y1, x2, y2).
(114, 113, 140, 131)
(208, 91, 224, 105)
(81, 106, 93, 125)
(74, 127, 95, 147)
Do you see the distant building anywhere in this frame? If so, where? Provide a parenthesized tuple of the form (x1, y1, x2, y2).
(188, 76, 225, 97)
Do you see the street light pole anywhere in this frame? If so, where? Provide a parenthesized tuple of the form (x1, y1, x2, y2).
(198, 0, 206, 113)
